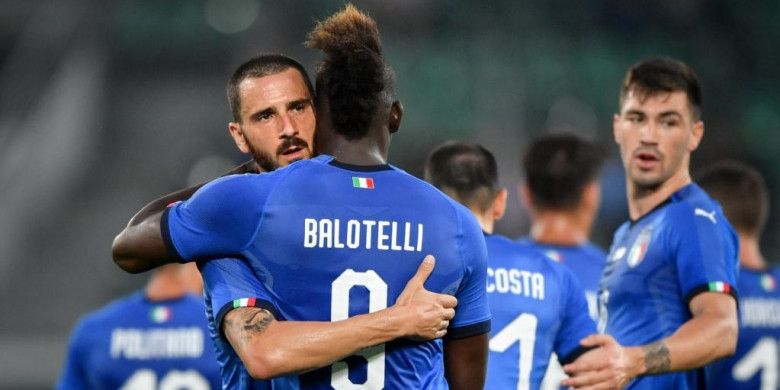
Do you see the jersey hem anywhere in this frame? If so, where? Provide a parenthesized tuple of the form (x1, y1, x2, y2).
(444, 319, 490, 340)
(161, 207, 186, 262)
(215, 298, 282, 338)
(327, 158, 393, 172)
(560, 345, 597, 365)
(684, 282, 739, 309)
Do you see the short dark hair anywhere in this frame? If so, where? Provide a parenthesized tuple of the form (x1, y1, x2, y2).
(306, 5, 396, 140)
(523, 133, 604, 211)
(227, 54, 314, 122)
(620, 57, 702, 121)
(697, 160, 769, 236)
(424, 141, 499, 212)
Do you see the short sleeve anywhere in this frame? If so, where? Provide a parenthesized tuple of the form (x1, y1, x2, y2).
(163, 174, 274, 261)
(198, 257, 281, 337)
(554, 268, 597, 365)
(55, 319, 91, 390)
(670, 206, 739, 306)
(446, 209, 491, 339)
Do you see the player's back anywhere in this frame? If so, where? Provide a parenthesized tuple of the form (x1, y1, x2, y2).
(707, 266, 780, 389)
(516, 238, 606, 321)
(485, 234, 594, 390)
(198, 155, 490, 389)
(56, 291, 221, 390)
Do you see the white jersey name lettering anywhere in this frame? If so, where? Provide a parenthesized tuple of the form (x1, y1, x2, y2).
(110, 327, 204, 360)
(486, 267, 545, 300)
(304, 218, 424, 252)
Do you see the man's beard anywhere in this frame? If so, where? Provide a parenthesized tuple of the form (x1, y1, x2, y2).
(248, 136, 311, 173)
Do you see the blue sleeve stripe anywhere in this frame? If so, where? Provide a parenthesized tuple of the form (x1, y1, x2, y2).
(215, 298, 283, 338)
(560, 345, 597, 365)
(161, 207, 185, 263)
(684, 282, 739, 309)
(444, 319, 490, 340)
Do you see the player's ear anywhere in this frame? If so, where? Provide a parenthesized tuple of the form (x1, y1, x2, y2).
(519, 184, 534, 215)
(228, 122, 251, 154)
(492, 188, 508, 221)
(582, 181, 601, 213)
(389, 100, 403, 133)
(612, 113, 621, 145)
(688, 120, 704, 152)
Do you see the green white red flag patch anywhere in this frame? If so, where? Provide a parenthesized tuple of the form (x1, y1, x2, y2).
(352, 177, 374, 189)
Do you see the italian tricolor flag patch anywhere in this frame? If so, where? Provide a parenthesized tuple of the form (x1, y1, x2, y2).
(233, 298, 257, 308)
(352, 177, 375, 189)
(708, 282, 731, 293)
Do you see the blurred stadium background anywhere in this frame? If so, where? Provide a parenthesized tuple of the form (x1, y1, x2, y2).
(0, 0, 777, 388)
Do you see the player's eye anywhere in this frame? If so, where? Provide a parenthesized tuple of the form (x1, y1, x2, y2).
(291, 101, 309, 113)
(255, 111, 274, 121)
(627, 115, 643, 123)
(662, 119, 679, 127)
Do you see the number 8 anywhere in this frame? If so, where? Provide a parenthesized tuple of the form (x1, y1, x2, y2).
(330, 270, 388, 389)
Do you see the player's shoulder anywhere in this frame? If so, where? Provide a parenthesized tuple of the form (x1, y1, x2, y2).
(667, 183, 725, 222)
(767, 266, 780, 281)
(390, 164, 466, 205)
(393, 166, 483, 228)
(580, 241, 608, 262)
(177, 292, 207, 308)
(74, 292, 143, 331)
(491, 235, 566, 272)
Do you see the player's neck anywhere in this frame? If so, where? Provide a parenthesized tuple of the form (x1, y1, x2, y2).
(627, 169, 691, 221)
(471, 210, 495, 235)
(318, 124, 390, 166)
(739, 233, 767, 271)
(328, 141, 387, 166)
(145, 272, 196, 301)
(530, 210, 589, 246)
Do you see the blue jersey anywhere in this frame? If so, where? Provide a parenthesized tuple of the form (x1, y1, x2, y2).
(485, 234, 596, 390)
(598, 183, 739, 389)
(707, 266, 780, 390)
(200, 259, 299, 390)
(516, 238, 606, 321)
(164, 155, 491, 389)
(56, 291, 221, 390)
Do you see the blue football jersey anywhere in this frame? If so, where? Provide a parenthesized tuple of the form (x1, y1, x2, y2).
(56, 291, 221, 390)
(598, 183, 739, 389)
(516, 238, 606, 321)
(164, 155, 491, 389)
(516, 238, 606, 389)
(485, 234, 596, 390)
(707, 266, 780, 390)
(199, 259, 299, 390)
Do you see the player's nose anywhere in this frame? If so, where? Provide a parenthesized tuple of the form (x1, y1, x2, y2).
(280, 114, 299, 137)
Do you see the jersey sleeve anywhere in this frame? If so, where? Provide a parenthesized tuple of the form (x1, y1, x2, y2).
(198, 257, 282, 337)
(162, 173, 273, 262)
(554, 267, 597, 365)
(55, 318, 91, 390)
(670, 205, 739, 306)
(446, 208, 491, 340)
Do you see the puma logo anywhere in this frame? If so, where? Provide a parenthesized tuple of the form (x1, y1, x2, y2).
(694, 208, 717, 224)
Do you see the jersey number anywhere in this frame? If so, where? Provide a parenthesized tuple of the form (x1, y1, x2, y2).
(733, 337, 778, 390)
(489, 313, 538, 390)
(120, 369, 209, 390)
(331, 269, 388, 389)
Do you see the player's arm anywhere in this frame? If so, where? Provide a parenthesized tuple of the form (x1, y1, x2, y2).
(555, 267, 598, 366)
(112, 160, 261, 273)
(55, 321, 91, 390)
(222, 256, 458, 380)
(443, 210, 491, 389)
(444, 333, 489, 390)
(562, 292, 737, 389)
